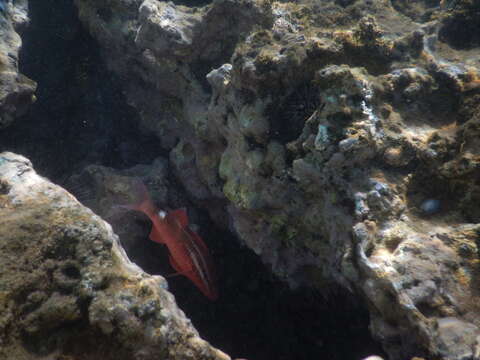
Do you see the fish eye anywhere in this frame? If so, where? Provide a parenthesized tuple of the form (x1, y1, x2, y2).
(158, 210, 166, 219)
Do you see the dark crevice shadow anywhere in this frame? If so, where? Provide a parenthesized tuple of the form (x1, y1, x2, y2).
(122, 209, 386, 360)
(0, 0, 162, 180)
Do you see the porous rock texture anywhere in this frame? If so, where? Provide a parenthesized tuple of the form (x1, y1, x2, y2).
(73, 0, 480, 359)
(0, 152, 230, 360)
(64, 156, 176, 262)
(0, 0, 36, 129)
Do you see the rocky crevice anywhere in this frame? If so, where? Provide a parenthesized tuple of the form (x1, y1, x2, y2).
(0, 1, 384, 359)
(0, 152, 229, 360)
(1, 0, 480, 359)
(72, 0, 480, 358)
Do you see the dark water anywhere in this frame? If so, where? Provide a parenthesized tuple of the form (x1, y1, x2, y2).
(127, 210, 383, 360)
(0, 0, 162, 178)
(0, 1, 385, 360)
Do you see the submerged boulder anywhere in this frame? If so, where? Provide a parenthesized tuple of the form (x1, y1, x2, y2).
(0, 152, 230, 360)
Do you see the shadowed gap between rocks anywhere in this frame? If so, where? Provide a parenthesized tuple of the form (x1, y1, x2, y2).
(0, 0, 164, 179)
(119, 208, 386, 360)
(0, 0, 386, 359)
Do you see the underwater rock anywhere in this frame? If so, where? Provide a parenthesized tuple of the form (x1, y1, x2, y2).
(0, 152, 230, 360)
(63, 158, 172, 257)
(72, 0, 480, 358)
(355, 221, 480, 360)
(0, 1, 36, 129)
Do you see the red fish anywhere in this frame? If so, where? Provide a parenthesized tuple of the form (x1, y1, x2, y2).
(121, 180, 218, 300)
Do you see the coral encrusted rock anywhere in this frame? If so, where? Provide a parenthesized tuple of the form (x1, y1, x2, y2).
(73, 0, 480, 358)
(0, 152, 230, 360)
(0, 1, 36, 129)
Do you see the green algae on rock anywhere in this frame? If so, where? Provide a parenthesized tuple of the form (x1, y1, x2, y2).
(58, 0, 480, 358)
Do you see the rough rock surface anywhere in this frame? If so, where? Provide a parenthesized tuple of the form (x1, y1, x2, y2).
(70, 0, 480, 358)
(0, 152, 230, 360)
(64, 157, 176, 261)
(0, 0, 36, 129)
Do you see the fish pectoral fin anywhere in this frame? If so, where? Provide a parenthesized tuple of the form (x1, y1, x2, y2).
(149, 227, 164, 244)
(165, 269, 195, 278)
(167, 208, 189, 227)
(168, 254, 183, 274)
(168, 255, 194, 276)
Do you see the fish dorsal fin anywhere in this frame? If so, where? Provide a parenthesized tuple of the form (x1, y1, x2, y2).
(186, 228, 209, 255)
(149, 226, 164, 244)
(167, 208, 189, 227)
